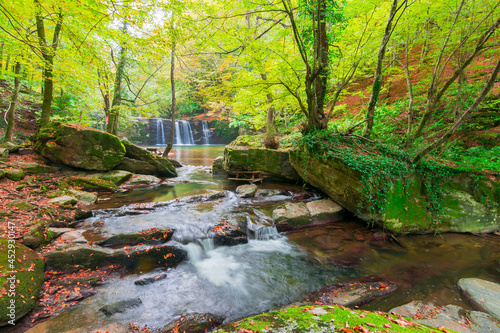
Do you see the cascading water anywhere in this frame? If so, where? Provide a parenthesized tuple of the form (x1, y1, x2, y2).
(156, 119, 166, 145)
(202, 120, 210, 145)
(174, 120, 195, 145)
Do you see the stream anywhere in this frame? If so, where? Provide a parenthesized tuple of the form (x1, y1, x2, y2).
(18, 145, 500, 332)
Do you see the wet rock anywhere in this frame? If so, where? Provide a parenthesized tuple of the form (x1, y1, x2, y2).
(48, 195, 78, 206)
(390, 301, 500, 333)
(32, 121, 126, 171)
(126, 174, 161, 186)
(67, 189, 97, 205)
(7, 199, 34, 211)
(74, 209, 93, 220)
(161, 313, 225, 333)
(99, 298, 142, 316)
(306, 199, 345, 222)
(5, 168, 24, 181)
(214, 229, 248, 246)
(58, 229, 88, 243)
(273, 202, 311, 227)
(236, 184, 258, 198)
(0, 239, 45, 326)
(134, 274, 167, 286)
(43, 243, 187, 272)
(328, 243, 368, 267)
(212, 156, 225, 174)
(458, 278, 500, 320)
(312, 234, 343, 250)
(98, 229, 173, 247)
(306, 280, 397, 307)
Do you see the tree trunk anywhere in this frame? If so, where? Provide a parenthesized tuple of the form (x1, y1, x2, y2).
(35, 0, 63, 127)
(163, 39, 176, 158)
(107, 23, 127, 135)
(260, 74, 275, 139)
(4, 62, 21, 143)
(363, 0, 400, 139)
(413, 57, 500, 163)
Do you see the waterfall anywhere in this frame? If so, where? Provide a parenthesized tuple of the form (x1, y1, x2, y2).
(202, 121, 210, 145)
(174, 121, 181, 145)
(156, 119, 165, 145)
(174, 120, 195, 145)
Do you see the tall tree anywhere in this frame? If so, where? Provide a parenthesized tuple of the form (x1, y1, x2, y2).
(163, 37, 176, 157)
(34, 0, 63, 127)
(362, 0, 406, 138)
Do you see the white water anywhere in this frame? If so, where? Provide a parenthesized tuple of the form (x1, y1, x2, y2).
(174, 120, 195, 145)
(156, 119, 165, 145)
(202, 120, 210, 145)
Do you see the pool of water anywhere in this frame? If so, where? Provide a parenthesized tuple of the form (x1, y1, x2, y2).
(16, 145, 500, 332)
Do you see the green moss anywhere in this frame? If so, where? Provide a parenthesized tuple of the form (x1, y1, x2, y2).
(230, 135, 263, 147)
(0, 239, 45, 325)
(215, 305, 455, 333)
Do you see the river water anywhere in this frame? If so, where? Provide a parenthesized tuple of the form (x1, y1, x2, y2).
(20, 145, 500, 332)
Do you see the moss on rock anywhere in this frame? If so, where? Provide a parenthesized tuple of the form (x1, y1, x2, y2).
(214, 304, 454, 333)
(32, 122, 126, 171)
(0, 239, 45, 326)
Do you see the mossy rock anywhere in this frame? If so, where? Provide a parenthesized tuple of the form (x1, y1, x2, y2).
(67, 189, 97, 205)
(67, 176, 119, 192)
(13, 162, 60, 174)
(43, 243, 187, 272)
(223, 144, 300, 181)
(98, 229, 173, 247)
(7, 200, 34, 211)
(5, 169, 25, 181)
(0, 169, 6, 180)
(230, 135, 263, 147)
(87, 170, 133, 185)
(214, 304, 456, 333)
(162, 313, 225, 333)
(0, 239, 45, 326)
(32, 122, 126, 171)
(289, 147, 500, 234)
(22, 222, 54, 249)
(117, 141, 177, 177)
(48, 195, 78, 207)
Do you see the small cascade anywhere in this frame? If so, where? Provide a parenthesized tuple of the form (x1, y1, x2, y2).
(255, 226, 280, 240)
(202, 120, 210, 145)
(156, 119, 166, 145)
(174, 120, 195, 145)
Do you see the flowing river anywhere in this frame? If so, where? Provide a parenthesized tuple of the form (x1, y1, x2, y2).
(18, 145, 500, 332)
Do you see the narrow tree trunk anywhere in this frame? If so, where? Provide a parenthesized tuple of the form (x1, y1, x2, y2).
(35, 0, 63, 127)
(413, 57, 500, 163)
(4, 62, 21, 143)
(107, 25, 127, 135)
(363, 0, 400, 139)
(260, 74, 275, 139)
(163, 40, 176, 158)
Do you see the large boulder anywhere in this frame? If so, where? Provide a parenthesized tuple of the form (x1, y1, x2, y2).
(235, 184, 258, 198)
(115, 141, 177, 177)
(290, 147, 500, 234)
(458, 278, 500, 320)
(32, 122, 126, 171)
(306, 199, 345, 222)
(223, 142, 300, 181)
(0, 239, 45, 326)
